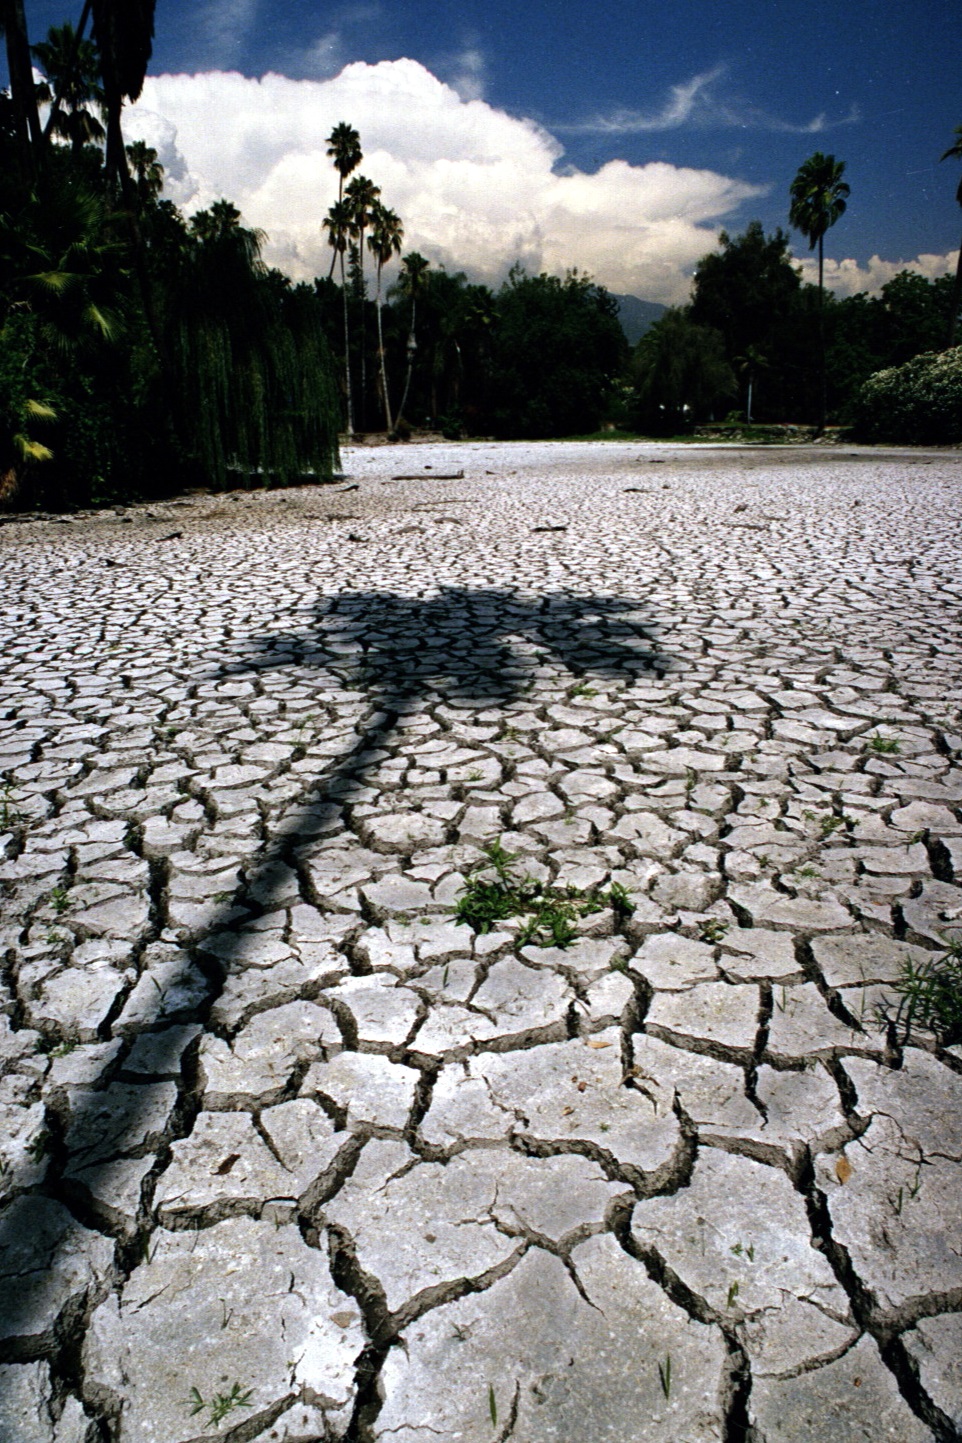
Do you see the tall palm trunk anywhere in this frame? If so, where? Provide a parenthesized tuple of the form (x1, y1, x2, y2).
(946, 241, 962, 349)
(2, 0, 43, 171)
(397, 295, 417, 425)
(817, 234, 826, 433)
(356, 232, 368, 429)
(375, 261, 392, 431)
(340, 248, 354, 437)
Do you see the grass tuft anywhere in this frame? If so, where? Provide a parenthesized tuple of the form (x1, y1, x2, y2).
(879, 939, 962, 1045)
(451, 841, 634, 950)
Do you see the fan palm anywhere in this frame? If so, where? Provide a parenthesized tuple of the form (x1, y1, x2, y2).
(789, 151, 849, 429)
(323, 199, 357, 435)
(940, 126, 962, 347)
(394, 251, 430, 426)
(126, 140, 163, 205)
(368, 203, 404, 429)
(325, 122, 362, 204)
(90, 0, 156, 184)
(33, 21, 105, 153)
(344, 173, 380, 426)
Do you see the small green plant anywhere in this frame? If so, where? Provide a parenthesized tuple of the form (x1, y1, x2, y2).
(187, 1382, 254, 1428)
(796, 865, 820, 879)
(517, 904, 577, 949)
(607, 881, 636, 919)
(726, 1280, 740, 1309)
(698, 918, 729, 944)
(451, 840, 629, 950)
(27, 1130, 49, 1161)
(684, 768, 697, 793)
(0, 783, 21, 830)
(730, 1241, 755, 1261)
(879, 940, 962, 1044)
(488, 1384, 497, 1426)
(867, 732, 900, 754)
(571, 681, 598, 698)
(49, 885, 70, 915)
(467, 768, 484, 781)
(658, 1353, 672, 1400)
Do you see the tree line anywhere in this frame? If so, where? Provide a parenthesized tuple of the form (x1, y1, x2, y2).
(1, 0, 341, 509)
(2, 1, 961, 511)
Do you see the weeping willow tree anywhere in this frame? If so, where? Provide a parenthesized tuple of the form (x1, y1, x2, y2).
(165, 201, 340, 486)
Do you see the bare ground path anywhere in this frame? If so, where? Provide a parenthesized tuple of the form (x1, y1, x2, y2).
(1, 440, 961, 1441)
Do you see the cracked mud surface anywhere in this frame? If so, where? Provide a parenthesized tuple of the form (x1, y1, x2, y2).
(1, 438, 961, 1441)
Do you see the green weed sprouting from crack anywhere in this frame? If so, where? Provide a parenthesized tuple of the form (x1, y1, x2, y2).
(657, 1354, 672, 1400)
(451, 841, 634, 949)
(877, 939, 962, 1045)
(570, 681, 598, 699)
(27, 1130, 50, 1161)
(186, 1382, 254, 1429)
(866, 732, 900, 754)
(49, 885, 70, 915)
(698, 918, 729, 944)
(0, 783, 21, 830)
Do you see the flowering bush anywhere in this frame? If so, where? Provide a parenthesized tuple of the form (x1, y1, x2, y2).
(851, 348, 962, 444)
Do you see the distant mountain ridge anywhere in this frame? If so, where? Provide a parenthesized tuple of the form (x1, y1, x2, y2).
(612, 294, 667, 346)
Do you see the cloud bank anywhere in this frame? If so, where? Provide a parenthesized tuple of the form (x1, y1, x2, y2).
(794, 249, 959, 297)
(126, 59, 954, 306)
(127, 60, 764, 305)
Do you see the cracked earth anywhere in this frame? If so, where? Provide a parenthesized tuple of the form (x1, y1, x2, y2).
(1, 439, 962, 1442)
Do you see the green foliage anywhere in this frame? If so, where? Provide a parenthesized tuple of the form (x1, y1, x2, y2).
(630, 308, 736, 433)
(850, 348, 962, 444)
(186, 1382, 254, 1428)
(1, 101, 341, 509)
(486, 267, 627, 438)
(688, 222, 809, 421)
(452, 840, 633, 949)
(881, 941, 962, 1045)
(789, 152, 849, 257)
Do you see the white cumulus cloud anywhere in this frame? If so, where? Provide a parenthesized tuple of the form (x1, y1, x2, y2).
(127, 59, 765, 304)
(795, 249, 959, 297)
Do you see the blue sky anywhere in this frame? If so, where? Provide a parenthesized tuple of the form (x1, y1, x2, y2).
(13, 0, 962, 301)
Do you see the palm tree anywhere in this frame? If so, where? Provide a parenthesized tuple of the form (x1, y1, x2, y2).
(789, 151, 850, 430)
(367, 202, 404, 430)
(126, 139, 163, 206)
(940, 126, 962, 348)
(33, 21, 105, 154)
(734, 344, 769, 423)
(323, 199, 356, 435)
(394, 251, 430, 426)
(90, 0, 156, 186)
(325, 122, 362, 206)
(344, 173, 380, 427)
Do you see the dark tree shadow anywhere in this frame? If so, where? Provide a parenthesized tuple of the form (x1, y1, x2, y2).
(0, 586, 668, 1370)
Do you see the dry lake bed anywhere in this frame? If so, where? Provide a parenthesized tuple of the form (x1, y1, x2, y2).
(1, 439, 962, 1441)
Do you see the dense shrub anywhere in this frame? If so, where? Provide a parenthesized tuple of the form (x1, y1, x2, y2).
(850, 348, 962, 444)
